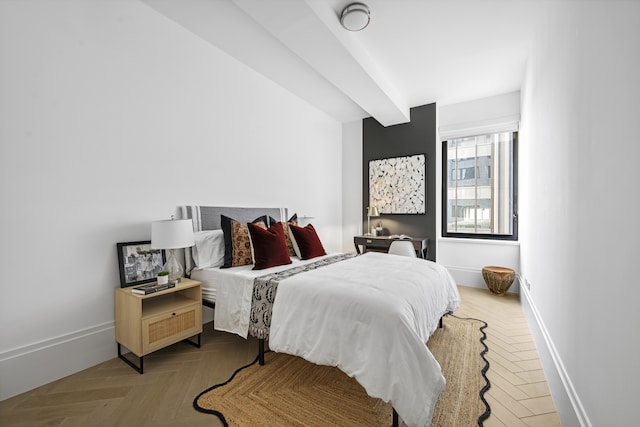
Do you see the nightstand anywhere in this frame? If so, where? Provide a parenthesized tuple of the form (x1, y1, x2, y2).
(115, 278, 202, 374)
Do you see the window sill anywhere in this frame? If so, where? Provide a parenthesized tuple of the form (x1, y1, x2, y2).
(438, 237, 520, 246)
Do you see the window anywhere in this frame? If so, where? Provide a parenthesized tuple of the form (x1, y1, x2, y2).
(442, 131, 518, 240)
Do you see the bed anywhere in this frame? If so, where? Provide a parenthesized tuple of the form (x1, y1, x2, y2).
(179, 205, 461, 427)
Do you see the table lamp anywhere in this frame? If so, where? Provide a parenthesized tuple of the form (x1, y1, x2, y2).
(366, 206, 379, 236)
(151, 216, 195, 283)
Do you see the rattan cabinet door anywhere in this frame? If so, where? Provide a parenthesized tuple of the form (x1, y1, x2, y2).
(142, 302, 202, 354)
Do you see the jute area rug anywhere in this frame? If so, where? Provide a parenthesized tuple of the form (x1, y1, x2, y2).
(194, 315, 490, 426)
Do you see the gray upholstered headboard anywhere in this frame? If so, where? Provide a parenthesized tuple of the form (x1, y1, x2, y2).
(178, 205, 289, 273)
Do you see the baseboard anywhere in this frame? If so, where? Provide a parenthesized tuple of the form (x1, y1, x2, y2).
(519, 278, 591, 427)
(444, 265, 519, 293)
(0, 315, 216, 401)
(0, 322, 116, 401)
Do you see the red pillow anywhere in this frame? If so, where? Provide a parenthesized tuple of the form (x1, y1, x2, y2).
(289, 224, 326, 260)
(247, 222, 292, 270)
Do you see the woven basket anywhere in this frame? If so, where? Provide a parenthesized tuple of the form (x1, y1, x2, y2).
(482, 266, 516, 296)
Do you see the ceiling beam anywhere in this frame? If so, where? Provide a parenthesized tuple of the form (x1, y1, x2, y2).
(141, 0, 367, 123)
(233, 0, 410, 126)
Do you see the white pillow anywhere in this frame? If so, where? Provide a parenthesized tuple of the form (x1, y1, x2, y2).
(192, 230, 225, 268)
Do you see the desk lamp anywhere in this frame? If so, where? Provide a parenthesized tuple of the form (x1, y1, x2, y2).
(366, 206, 379, 236)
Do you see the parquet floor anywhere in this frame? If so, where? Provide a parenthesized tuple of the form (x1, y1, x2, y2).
(456, 286, 562, 427)
(0, 285, 561, 426)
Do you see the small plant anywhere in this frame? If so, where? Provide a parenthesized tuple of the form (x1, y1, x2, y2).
(157, 271, 169, 276)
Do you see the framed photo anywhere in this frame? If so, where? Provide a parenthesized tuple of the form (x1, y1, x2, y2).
(369, 154, 426, 214)
(116, 241, 166, 288)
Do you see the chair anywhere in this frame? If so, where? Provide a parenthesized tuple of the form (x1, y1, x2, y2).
(388, 240, 417, 258)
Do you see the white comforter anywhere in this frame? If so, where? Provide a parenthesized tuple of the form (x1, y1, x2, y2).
(269, 252, 461, 427)
(205, 256, 335, 338)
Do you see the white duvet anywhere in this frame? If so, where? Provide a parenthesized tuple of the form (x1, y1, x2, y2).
(268, 252, 460, 427)
(193, 256, 332, 338)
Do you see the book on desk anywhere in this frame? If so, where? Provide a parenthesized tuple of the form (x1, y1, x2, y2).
(388, 234, 412, 240)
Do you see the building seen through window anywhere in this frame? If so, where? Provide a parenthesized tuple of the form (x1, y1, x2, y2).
(443, 132, 517, 239)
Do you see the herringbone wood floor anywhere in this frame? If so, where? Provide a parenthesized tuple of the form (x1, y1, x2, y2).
(0, 286, 561, 426)
(456, 287, 562, 427)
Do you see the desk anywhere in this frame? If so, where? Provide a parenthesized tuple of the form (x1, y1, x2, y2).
(353, 235, 429, 259)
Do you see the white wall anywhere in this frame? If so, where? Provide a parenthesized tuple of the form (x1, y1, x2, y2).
(341, 120, 363, 252)
(0, 0, 343, 400)
(439, 91, 521, 140)
(519, 2, 640, 426)
(438, 239, 520, 291)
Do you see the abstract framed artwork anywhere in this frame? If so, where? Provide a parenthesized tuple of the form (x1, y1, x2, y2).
(116, 241, 166, 288)
(369, 154, 426, 214)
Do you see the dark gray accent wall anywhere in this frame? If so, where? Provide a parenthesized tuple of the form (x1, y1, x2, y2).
(362, 103, 437, 261)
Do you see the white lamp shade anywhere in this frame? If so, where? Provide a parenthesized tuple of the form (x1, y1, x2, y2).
(151, 219, 195, 249)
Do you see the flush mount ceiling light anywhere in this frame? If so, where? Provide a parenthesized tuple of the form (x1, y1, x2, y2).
(340, 3, 370, 31)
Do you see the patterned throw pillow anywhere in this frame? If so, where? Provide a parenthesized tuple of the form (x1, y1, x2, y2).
(278, 213, 298, 257)
(221, 215, 267, 268)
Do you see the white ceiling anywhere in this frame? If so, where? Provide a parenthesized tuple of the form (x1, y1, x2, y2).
(142, 0, 539, 126)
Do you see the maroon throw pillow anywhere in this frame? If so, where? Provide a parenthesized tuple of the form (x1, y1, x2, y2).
(247, 221, 292, 270)
(289, 223, 326, 260)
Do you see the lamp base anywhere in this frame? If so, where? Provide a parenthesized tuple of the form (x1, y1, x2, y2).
(163, 249, 184, 284)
